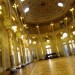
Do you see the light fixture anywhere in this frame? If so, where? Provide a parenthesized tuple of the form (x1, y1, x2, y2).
(72, 31, 75, 35)
(46, 40, 50, 43)
(50, 23, 54, 26)
(0, 5, 2, 10)
(12, 16, 15, 21)
(63, 33, 68, 38)
(46, 45, 51, 48)
(60, 32, 63, 34)
(29, 39, 32, 44)
(13, 4, 18, 8)
(61, 32, 68, 39)
(60, 21, 63, 23)
(58, 3, 64, 7)
(70, 8, 74, 12)
(69, 40, 71, 43)
(32, 37, 35, 39)
(23, 24, 27, 27)
(70, 26, 73, 28)
(12, 26, 17, 32)
(46, 36, 48, 38)
(20, 35, 24, 39)
(61, 36, 64, 39)
(21, 0, 25, 2)
(36, 25, 39, 28)
(33, 41, 36, 44)
(24, 7, 29, 13)
(0, 49, 1, 51)
(20, 28, 22, 31)
(23, 24, 28, 28)
(20, 17, 24, 20)
(0, 11, 2, 14)
(17, 47, 19, 51)
(64, 17, 68, 21)
(69, 40, 74, 43)
(72, 40, 74, 42)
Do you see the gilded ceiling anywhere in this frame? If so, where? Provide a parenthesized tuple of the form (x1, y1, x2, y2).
(23, 0, 74, 23)
(2, 0, 74, 34)
(21, 0, 75, 34)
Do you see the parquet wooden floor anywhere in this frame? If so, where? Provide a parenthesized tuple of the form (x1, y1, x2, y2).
(1, 56, 75, 75)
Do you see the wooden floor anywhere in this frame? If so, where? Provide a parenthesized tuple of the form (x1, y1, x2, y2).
(1, 56, 75, 75)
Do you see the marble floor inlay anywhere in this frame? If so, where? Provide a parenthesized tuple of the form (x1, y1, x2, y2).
(1, 56, 75, 75)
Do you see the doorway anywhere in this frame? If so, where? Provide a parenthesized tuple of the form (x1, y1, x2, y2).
(46, 45, 52, 54)
(63, 44, 69, 56)
(25, 48, 31, 64)
(17, 47, 21, 64)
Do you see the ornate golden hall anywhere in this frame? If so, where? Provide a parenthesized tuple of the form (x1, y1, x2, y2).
(0, 0, 75, 75)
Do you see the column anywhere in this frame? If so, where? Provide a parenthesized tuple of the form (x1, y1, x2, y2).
(70, 8, 75, 55)
(64, 17, 73, 55)
(36, 25, 44, 60)
(8, 29, 17, 73)
(70, 8, 74, 21)
(50, 23, 60, 56)
(18, 38, 25, 67)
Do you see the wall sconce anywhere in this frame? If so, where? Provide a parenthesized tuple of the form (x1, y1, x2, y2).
(46, 40, 50, 43)
(72, 31, 75, 35)
(50, 23, 54, 26)
(0, 11, 2, 14)
(12, 16, 15, 21)
(61, 32, 68, 39)
(64, 17, 68, 21)
(23, 24, 27, 27)
(0, 5, 2, 15)
(20, 35, 24, 40)
(11, 26, 17, 32)
(13, 4, 19, 9)
(46, 45, 51, 48)
(33, 41, 36, 45)
(0, 5, 2, 10)
(29, 39, 32, 44)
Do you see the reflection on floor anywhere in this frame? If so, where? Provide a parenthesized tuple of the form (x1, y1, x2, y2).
(1, 56, 75, 75)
